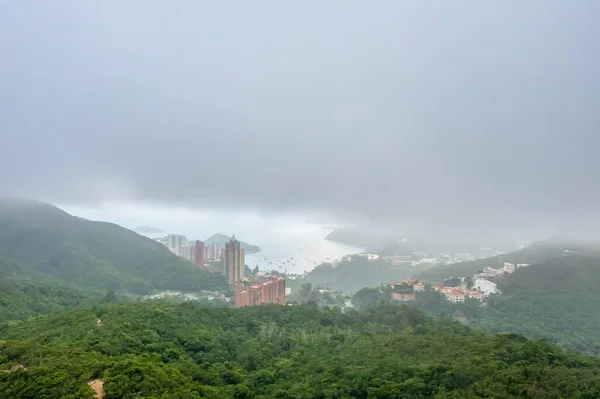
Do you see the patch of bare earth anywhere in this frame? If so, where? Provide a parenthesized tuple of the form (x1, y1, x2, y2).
(88, 379, 104, 399)
(2, 364, 27, 373)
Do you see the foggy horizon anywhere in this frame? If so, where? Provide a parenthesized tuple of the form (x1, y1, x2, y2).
(2, 1, 599, 243)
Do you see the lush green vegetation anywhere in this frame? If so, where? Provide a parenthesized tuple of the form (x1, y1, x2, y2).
(289, 283, 349, 308)
(410, 255, 600, 354)
(0, 276, 102, 323)
(0, 199, 228, 296)
(0, 199, 229, 322)
(302, 257, 414, 293)
(2, 302, 600, 398)
(351, 286, 392, 310)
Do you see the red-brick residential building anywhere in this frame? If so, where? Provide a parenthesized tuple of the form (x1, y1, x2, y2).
(234, 277, 286, 307)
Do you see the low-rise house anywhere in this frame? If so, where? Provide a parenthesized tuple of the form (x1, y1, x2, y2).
(466, 290, 485, 301)
(446, 289, 465, 303)
(503, 262, 516, 273)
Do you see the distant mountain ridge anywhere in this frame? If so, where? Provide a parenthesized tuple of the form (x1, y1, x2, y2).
(324, 227, 388, 250)
(301, 255, 416, 293)
(203, 233, 261, 254)
(418, 237, 600, 281)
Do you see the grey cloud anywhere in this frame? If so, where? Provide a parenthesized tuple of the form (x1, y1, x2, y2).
(1, 1, 599, 240)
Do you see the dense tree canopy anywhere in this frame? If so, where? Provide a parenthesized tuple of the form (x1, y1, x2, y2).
(0, 200, 228, 302)
(302, 258, 414, 293)
(0, 275, 103, 323)
(411, 255, 600, 354)
(2, 302, 600, 398)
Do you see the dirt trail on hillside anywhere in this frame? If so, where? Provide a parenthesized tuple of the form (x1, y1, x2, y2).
(2, 364, 27, 373)
(88, 379, 104, 398)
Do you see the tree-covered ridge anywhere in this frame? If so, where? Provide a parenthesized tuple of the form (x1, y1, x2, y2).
(303, 257, 415, 293)
(409, 255, 600, 354)
(2, 302, 600, 398)
(418, 237, 599, 281)
(0, 199, 228, 296)
(0, 277, 103, 323)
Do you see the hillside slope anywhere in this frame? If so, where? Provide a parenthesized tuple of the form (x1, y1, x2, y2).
(0, 199, 228, 295)
(303, 257, 416, 293)
(475, 254, 600, 353)
(1, 302, 600, 398)
(419, 237, 598, 281)
(412, 254, 600, 354)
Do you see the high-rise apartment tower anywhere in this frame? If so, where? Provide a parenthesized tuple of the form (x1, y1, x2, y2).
(195, 240, 205, 268)
(224, 235, 245, 285)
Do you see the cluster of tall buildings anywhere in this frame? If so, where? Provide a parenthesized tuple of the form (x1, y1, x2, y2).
(160, 234, 286, 307)
(234, 277, 286, 307)
(158, 234, 220, 269)
(223, 235, 286, 307)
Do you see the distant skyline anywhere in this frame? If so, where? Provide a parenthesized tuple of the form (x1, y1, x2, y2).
(2, 1, 599, 241)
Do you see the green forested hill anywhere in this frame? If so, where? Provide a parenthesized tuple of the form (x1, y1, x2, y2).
(474, 254, 600, 353)
(411, 254, 600, 354)
(419, 237, 599, 281)
(303, 257, 415, 293)
(1, 302, 600, 398)
(0, 199, 228, 318)
(0, 278, 104, 323)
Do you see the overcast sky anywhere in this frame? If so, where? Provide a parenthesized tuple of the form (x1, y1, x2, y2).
(1, 1, 599, 240)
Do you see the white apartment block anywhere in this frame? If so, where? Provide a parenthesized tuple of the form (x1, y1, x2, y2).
(474, 278, 498, 296)
(413, 283, 425, 292)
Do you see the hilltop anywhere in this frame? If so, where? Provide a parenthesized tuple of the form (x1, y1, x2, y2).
(302, 255, 416, 293)
(203, 233, 261, 254)
(0, 199, 228, 321)
(418, 237, 598, 281)
(1, 301, 600, 398)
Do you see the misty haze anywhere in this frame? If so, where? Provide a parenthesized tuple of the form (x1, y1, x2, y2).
(1, 1, 600, 398)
